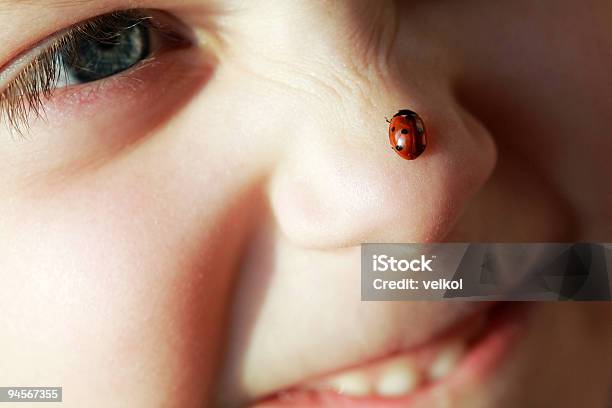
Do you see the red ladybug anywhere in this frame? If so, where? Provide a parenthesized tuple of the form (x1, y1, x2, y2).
(387, 110, 427, 160)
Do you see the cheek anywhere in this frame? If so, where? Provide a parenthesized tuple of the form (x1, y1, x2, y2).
(0, 151, 254, 406)
(0, 56, 275, 406)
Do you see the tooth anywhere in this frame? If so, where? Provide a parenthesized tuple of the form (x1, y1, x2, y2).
(375, 359, 422, 397)
(428, 342, 465, 381)
(327, 371, 371, 397)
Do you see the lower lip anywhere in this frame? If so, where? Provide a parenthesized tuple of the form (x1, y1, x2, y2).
(253, 303, 533, 408)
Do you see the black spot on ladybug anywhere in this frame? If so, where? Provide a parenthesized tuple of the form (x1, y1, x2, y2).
(396, 145, 403, 151)
(391, 127, 395, 132)
(401, 129, 408, 134)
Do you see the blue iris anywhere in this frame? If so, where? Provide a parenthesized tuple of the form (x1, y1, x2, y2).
(63, 22, 150, 83)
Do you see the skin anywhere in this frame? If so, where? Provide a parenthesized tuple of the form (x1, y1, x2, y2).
(0, 0, 611, 407)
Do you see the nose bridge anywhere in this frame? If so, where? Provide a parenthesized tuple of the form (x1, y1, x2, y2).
(225, 0, 392, 95)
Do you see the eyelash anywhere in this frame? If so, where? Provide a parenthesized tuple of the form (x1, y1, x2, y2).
(0, 10, 185, 135)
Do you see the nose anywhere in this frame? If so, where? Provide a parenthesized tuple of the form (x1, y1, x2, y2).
(241, 0, 499, 249)
(268, 98, 497, 249)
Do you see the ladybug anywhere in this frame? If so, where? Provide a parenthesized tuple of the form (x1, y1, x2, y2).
(387, 109, 427, 160)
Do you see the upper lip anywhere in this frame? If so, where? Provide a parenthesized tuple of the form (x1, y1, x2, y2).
(242, 301, 497, 405)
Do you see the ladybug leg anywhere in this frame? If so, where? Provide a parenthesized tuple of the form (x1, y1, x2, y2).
(385, 117, 391, 123)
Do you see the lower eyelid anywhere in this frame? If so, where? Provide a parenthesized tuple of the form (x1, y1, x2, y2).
(36, 44, 208, 111)
(28, 46, 212, 143)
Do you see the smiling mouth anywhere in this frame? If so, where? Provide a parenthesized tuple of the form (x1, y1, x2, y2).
(250, 303, 531, 407)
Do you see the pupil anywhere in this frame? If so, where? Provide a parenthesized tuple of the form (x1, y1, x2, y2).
(63, 23, 150, 83)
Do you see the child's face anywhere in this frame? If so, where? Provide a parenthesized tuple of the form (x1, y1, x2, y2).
(1, 0, 611, 407)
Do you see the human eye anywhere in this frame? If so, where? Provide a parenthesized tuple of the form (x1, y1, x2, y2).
(0, 9, 196, 135)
